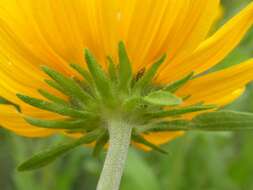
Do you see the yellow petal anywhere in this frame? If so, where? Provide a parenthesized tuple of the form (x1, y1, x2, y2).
(0, 0, 218, 107)
(0, 105, 56, 137)
(0, 0, 220, 73)
(131, 0, 220, 71)
(159, 2, 253, 83)
(161, 0, 220, 63)
(177, 59, 253, 106)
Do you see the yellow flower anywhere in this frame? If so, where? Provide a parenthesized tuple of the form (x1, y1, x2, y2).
(0, 0, 253, 148)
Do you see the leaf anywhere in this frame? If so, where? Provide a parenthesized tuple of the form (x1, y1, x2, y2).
(42, 66, 92, 105)
(193, 110, 253, 131)
(132, 134, 168, 154)
(17, 94, 91, 118)
(164, 72, 194, 92)
(84, 49, 113, 100)
(134, 54, 166, 92)
(143, 90, 182, 106)
(92, 132, 109, 157)
(118, 41, 132, 92)
(24, 117, 93, 130)
(0, 96, 20, 112)
(18, 129, 103, 171)
(147, 105, 216, 118)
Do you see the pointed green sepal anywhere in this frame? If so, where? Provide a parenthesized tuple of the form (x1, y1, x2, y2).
(44, 79, 65, 94)
(118, 41, 132, 92)
(24, 117, 94, 130)
(193, 110, 253, 131)
(70, 63, 94, 86)
(42, 66, 92, 105)
(0, 96, 20, 112)
(38, 89, 68, 106)
(136, 120, 192, 133)
(132, 134, 168, 154)
(107, 56, 118, 82)
(143, 90, 182, 106)
(17, 94, 92, 118)
(18, 128, 103, 171)
(164, 72, 194, 92)
(84, 49, 113, 100)
(139, 110, 253, 133)
(147, 105, 216, 118)
(134, 54, 166, 92)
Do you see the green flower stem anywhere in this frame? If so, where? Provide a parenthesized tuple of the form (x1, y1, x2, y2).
(96, 119, 132, 190)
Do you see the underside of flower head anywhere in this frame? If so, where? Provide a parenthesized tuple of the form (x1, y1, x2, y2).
(1, 1, 253, 174)
(13, 42, 253, 172)
(13, 42, 216, 153)
(1, 0, 253, 150)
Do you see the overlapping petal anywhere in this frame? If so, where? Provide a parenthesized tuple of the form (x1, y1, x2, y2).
(178, 59, 253, 106)
(158, 2, 253, 83)
(0, 105, 56, 137)
(0, 0, 220, 73)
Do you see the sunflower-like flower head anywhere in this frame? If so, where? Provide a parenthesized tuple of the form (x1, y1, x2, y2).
(1, 1, 253, 188)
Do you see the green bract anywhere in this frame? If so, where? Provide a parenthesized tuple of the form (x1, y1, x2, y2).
(0, 96, 20, 112)
(13, 42, 253, 171)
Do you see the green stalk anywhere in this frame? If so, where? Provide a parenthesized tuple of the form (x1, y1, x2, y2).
(96, 120, 132, 190)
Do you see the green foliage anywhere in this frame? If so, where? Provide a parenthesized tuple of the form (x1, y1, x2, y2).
(18, 129, 103, 171)
(121, 149, 161, 190)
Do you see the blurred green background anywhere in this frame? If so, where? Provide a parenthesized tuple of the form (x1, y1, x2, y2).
(1, 1, 253, 190)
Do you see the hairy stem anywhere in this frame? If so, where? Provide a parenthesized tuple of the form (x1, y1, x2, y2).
(96, 120, 132, 190)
